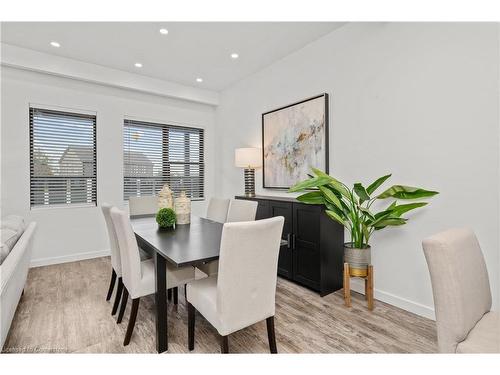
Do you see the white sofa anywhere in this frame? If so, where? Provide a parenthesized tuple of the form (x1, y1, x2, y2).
(0, 218, 36, 349)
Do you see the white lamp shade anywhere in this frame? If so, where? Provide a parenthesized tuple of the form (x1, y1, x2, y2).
(235, 148, 262, 168)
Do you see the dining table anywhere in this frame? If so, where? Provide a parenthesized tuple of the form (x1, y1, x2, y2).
(130, 214, 288, 353)
(131, 215, 223, 353)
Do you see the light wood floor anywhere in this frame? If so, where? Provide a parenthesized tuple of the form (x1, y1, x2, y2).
(3, 257, 437, 353)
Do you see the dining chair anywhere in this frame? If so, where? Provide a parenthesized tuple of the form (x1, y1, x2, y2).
(198, 198, 258, 277)
(226, 199, 258, 223)
(197, 198, 231, 277)
(128, 195, 159, 216)
(206, 197, 230, 223)
(422, 228, 499, 353)
(101, 204, 125, 317)
(187, 216, 284, 353)
(110, 206, 196, 346)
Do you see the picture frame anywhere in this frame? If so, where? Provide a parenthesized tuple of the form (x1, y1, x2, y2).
(262, 93, 329, 189)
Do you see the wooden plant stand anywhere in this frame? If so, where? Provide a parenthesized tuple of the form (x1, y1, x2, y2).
(343, 262, 374, 311)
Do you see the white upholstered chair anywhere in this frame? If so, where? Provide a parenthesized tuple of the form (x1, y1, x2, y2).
(128, 195, 159, 216)
(110, 207, 196, 345)
(197, 198, 231, 277)
(422, 228, 499, 353)
(226, 199, 258, 223)
(206, 198, 230, 223)
(198, 198, 258, 277)
(187, 216, 284, 353)
(101, 204, 126, 318)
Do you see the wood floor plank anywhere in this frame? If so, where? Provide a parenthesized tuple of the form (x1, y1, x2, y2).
(2, 257, 437, 353)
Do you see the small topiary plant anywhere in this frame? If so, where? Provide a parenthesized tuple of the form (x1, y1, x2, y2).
(156, 208, 176, 229)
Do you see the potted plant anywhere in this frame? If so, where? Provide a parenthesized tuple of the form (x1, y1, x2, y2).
(156, 208, 177, 230)
(289, 168, 438, 277)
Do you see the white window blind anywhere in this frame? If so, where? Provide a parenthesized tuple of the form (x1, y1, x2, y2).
(123, 119, 204, 201)
(30, 108, 97, 207)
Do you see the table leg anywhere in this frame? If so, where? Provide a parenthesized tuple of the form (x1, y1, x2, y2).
(155, 252, 168, 353)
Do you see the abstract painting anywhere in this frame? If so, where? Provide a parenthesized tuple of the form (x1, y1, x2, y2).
(262, 93, 329, 189)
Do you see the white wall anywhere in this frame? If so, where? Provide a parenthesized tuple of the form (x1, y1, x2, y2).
(1, 67, 216, 266)
(215, 23, 500, 317)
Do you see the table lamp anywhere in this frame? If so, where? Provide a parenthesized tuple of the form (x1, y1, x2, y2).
(235, 148, 262, 197)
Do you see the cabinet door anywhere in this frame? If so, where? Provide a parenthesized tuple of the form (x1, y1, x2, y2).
(255, 199, 271, 220)
(292, 203, 321, 290)
(269, 201, 293, 279)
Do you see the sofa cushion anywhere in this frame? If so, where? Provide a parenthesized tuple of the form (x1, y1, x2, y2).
(1, 228, 19, 265)
(456, 311, 500, 353)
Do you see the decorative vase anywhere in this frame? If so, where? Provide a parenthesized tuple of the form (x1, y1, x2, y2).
(174, 191, 191, 225)
(344, 243, 371, 277)
(158, 184, 173, 209)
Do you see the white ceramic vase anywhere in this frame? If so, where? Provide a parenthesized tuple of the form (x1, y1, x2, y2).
(158, 184, 173, 209)
(174, 191, 191, 225)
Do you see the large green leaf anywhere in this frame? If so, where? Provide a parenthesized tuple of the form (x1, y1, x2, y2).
(353, 183, 370, 203)
(296, 191, 325, 205)
(325, 210, 348, 228)
(325, 202, 347, 221)
(359, 207, 375, 221)
(311, 168, 350, 198)
(377, 185, 439, 199)
(372, 217, 407, 229)
(319, 185, 343, 210)
(391, 202, 428, 217)
(366, 174, 392, 195)
(288, 176, 332, 192)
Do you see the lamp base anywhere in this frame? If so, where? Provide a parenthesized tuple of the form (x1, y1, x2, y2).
(243, 168, 256, 197)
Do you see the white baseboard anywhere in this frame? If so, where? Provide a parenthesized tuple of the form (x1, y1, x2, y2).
(350, 279, 435, 320)
(30, 249, 110, 268)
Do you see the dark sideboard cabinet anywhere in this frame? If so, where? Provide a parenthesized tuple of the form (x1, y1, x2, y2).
(235, 195, 344, 297)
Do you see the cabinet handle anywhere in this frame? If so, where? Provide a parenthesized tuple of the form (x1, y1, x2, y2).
(292, 234, 296, 249)
(287, 233, 291, 249)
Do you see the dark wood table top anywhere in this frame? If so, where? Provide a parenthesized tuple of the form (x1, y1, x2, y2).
(131, 215, 223, 267)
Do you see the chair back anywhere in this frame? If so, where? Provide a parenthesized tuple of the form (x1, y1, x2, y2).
(129, 196, 158, 216)
(216, 216, 284, 334)
(226, 199, 258, 222)
(110, 207, 142, 296)
(422, 227, 492, 353)
(206, 198, 230, 223)
(101, 204, 122, 276)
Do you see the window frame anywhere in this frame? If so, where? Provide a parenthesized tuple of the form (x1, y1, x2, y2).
(29, 107, 98, 209)
(123, 118, 205, 202)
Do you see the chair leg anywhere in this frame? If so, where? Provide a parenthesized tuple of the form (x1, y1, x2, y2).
(168, 288, 172, 301)
(123, 298, 140, 346)
(111, 277, 123, 316)
(106, 269, 117, 301)
(173, 287, 178, 305)
(220, 335, 229, 354)
(184, 284, 187, 299)
(188, 302, 195, 351)
(117, 287, 129, 324)
(266, 316, 277, 354)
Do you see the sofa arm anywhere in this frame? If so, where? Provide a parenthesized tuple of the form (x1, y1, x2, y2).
(0, 222, 37, 294)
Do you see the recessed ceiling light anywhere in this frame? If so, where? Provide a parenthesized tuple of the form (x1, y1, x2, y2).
(159, 28, 169, 35)
(230, 53, 239, 59)
(134, 62, 143, 68)
(50, 41, 60, 48)
(196, 78, 203, 83)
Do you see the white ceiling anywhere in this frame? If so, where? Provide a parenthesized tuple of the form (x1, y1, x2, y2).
(1, 22, 344, 91)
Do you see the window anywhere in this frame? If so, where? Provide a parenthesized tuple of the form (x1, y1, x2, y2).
(123, 119, 204, 201)
(29, 108, 97, 207)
